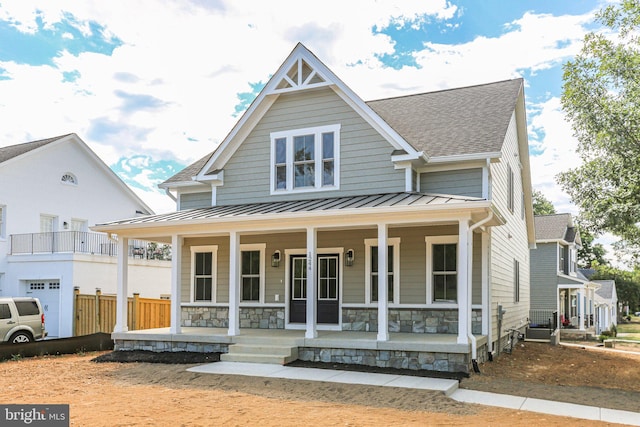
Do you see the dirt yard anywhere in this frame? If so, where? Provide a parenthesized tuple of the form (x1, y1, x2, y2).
(0, 342, 639, 426)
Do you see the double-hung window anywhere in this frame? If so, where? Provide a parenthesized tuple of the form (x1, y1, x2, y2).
(271, 124, 340, 194)
(426, 236, 458, 303)
(365, 238, 400, 304)
(191, 246, 217, 302)
(240, 244, 265, 303)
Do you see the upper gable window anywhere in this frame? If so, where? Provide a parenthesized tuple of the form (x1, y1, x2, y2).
(61, 173, 77, 185)
(270, 124, 340, 194)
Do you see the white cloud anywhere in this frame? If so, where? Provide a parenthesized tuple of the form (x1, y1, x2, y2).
(0, 0, 600, 217)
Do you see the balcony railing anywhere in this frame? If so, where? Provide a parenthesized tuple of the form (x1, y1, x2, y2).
(10, 231, 171, 260)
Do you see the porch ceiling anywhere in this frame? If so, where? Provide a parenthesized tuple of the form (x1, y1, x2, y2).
(93, 192, 504, 240)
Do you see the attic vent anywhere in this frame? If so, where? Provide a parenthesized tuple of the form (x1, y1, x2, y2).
(273, 58, 327, 92)
(61, 173, 77, 185)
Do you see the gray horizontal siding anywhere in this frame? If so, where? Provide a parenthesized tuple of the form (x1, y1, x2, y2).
(420, 168, 483, 198)
(216, 88, 405, 205)
(530, 243, 558, 310)
(180, 191, 211, 210)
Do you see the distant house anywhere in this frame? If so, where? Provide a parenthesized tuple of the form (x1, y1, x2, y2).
(530, 214, 599, 335)
(94, 43, 535, 373)
(0, 134, 171, 338)
(593, 280, 618, 334)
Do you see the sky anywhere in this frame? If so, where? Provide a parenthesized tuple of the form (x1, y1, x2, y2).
(0, 1, 611, 218)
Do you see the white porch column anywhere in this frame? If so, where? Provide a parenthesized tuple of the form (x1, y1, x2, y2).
(228, 231, 240, 336)
(170, 234, 183, 334)
(481, 231, 490, 336)
(377, 223, 389, 342)
(578, 289, 585, 331)
(305, 226, 318, 339)
(457, 219, 470, 344)
(114, 237, 129, 333)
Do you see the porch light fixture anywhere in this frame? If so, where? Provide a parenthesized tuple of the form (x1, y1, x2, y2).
(271, 250, 281, 268)
(345, 249, 355, 267)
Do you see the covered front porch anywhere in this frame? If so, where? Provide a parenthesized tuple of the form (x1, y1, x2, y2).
(113, 327, 487, 373)
(558, 282, 599, 340)
(95, 192, 504, 373)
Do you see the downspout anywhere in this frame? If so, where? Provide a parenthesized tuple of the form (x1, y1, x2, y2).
(164, 188, 177, 202)
(467, 211, 494, 373)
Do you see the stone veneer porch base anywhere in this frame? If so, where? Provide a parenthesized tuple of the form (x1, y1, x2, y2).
(115, 336, 487, 373)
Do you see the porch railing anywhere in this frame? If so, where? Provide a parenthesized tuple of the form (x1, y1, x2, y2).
(10, 231, 171, 260)
(529, 309, 557, 329)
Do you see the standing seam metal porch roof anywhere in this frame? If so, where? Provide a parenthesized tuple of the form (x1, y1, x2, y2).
(97, 192, 487, 227)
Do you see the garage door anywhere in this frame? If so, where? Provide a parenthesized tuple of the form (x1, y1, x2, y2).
(25, 281, 60, 338)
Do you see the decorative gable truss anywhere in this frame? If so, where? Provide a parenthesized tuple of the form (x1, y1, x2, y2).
(272, 57, 330, 93)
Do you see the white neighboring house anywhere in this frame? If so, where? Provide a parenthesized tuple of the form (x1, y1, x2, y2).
(593, 279, 618, 335)
(0, 133, 171, 338)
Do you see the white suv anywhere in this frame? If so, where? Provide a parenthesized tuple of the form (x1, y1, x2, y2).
(0, 297, 47, 344)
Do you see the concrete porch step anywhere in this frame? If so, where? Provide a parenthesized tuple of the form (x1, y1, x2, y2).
(221, 343, 299, 365)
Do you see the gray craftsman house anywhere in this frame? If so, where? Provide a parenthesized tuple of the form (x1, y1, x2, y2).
(94, 43, 535, 373)
(530, 214, 601, 338)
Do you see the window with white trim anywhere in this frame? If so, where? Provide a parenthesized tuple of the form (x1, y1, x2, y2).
(270, 124, 340, 193)
(514, 259, 520, 302)
(365, 238, 400, 303)
(240, 244, 265, 302)
(61, 172, 77, 185)
(0, 205, 5, 239)
(426, 235, 458, 303)
(191, 246, 217, 302)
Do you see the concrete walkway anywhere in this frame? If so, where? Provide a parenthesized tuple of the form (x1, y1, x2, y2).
(188, 362, 640, 426)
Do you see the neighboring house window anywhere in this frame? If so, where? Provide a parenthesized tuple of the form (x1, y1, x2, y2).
(270, 124, 340, 194)
(191, 246, 217, 302)
(514, 259, 520, 302)
(569, 247, 576, 275)
(559, 245, 567, 274)
(240, 244, 265, 302)
(61, 172, 77, 185)
(426, 236, 458, 303)
(40, 215, 56, 232)
(70, 219, 87, 232)
(365, 238, 400, 303)
(507, 164, 514, 213)
(0, 205, 5, 239)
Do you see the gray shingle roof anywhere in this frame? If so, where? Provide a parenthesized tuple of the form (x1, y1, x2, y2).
(534, 214, 577, 242)
(367, 79, 523, 158)
(159, 151, 212, 186)
(594, 280, 615, 301)
(161, 79, 523, 187)
(0, 134, 72, 164)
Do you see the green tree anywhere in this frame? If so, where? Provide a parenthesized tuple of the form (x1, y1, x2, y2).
(576, 221, 608, 268)
(558, 0, 640, 257)
(532, 189, 556, 216)
(591, 263, 640, 314)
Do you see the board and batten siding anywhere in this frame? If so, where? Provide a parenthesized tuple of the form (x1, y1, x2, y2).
(420, 168, 483, 198)
(488, 111, 531, 340)
(530, 242, 560, 310)
(216, 88, 405, 205)
(179, 191, 212, 210)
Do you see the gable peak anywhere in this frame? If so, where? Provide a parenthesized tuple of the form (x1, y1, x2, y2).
(267, 44, 331, 95)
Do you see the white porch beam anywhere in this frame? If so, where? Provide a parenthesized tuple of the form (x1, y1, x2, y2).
(305, 226, 318, 339)
(228, 231, 240, 336)
(457, 218, 470, 344)
(114, 237, 129, 333)
(377, 223, 389, 342)
(170, 234, 183, 334)
(578, 289, 585, 331)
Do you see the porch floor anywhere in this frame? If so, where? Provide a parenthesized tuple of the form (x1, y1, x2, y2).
(112, 327, 487, 354)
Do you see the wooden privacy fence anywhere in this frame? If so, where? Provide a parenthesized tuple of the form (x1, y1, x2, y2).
(73, 288, 171, 336)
